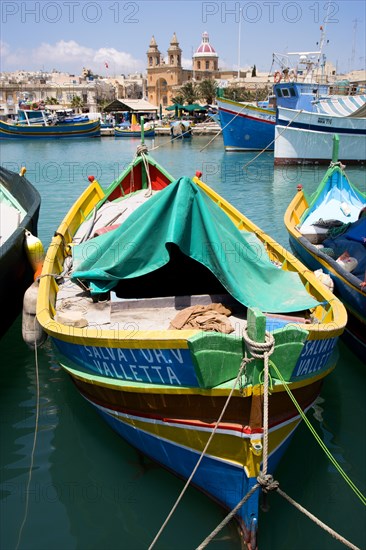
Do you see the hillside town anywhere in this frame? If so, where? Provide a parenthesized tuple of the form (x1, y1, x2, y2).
(1, 32, 365, 120)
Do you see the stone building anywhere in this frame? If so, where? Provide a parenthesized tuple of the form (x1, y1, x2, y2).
(192, 31, 220, 80)
(146, 31, 224, 107)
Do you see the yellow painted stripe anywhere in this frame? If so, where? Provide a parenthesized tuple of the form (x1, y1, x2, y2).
(61, 358, 336, 396)
(97, 402, 302, 477)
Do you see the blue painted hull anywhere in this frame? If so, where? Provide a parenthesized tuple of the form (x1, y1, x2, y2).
(218, 105, 275, 151)
(0, 119, 100, 139)
(289, 235, 366, 356)
(115, 129, 155, 138)
(88, 398, 296, 540)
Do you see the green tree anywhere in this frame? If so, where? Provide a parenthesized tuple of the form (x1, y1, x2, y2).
(198, 79, 217, 104)
(251, 65, 257, 77)
(171, 94, 184, 105)
(97, 98, 110, 113)
(178, 82, 199, 104)
(70, 95, 84, 111)
(46, 96, 58, 105)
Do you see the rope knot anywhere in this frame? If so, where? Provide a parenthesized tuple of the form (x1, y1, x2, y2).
(136, 144, 148, 156)
(257, 472, 279, 493)
(242, 325, 275, 360)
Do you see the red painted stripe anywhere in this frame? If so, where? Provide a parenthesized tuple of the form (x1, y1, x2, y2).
(220, 107, 275, 125)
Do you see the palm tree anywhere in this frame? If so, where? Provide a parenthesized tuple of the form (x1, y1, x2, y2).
(179, 82, 199, 105)
(46, 96, 58, 105)
(70, 95, 84, 112)
(171, 94, 184, 105)
(198, 79, 217, 105)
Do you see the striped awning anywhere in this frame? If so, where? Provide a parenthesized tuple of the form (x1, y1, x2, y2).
(314, 94, 366, 117)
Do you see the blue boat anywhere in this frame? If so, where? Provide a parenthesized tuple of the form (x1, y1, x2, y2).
(0, 107, 100, 139)
(217, 36, 333, 152)
(216, 79, 331, 151)
(115, 126, 155, 138)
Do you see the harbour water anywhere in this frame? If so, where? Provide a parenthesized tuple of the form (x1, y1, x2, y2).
(1, 135, 365, 550)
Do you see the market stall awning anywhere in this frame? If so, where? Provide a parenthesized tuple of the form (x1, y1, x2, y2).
(165, 104, 184, 111)
(182, 104, 208, 112)
(104, 99, 158, 113)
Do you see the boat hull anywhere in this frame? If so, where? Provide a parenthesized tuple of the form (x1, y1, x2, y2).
(217, 98, 275, 151)
(37, 150, 347, 546)
(114, 129, 155, 138)
(289, 235, 366, 357)
(284, 170, 366, 360)
(0, 168, 41, 337)
(59, 354, 328, 544)
(0, 119, 101, 139)
(274, 107, 366, 164)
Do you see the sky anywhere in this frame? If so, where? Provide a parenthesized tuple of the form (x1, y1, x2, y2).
(1, 0, 365, 76)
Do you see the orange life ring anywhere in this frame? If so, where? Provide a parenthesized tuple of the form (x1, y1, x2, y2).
(274, 71, 282, 83)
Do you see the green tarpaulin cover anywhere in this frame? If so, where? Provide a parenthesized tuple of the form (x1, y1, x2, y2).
(71, 177, 320, 313)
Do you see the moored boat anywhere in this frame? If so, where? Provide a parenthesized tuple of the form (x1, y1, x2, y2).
(0, 108, 101, 139)
(114, 125, 155, 138)
(36, 144, 347, 547)
(284, 135, 366, 357)
(216, 97, 276, 151)
(274, 102, 366, 165)
(0, 166, 41, 338)
(170, 120, 192, 139)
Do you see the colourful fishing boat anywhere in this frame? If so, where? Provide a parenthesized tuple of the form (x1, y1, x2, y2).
(216, 97, 276, 151)
(0, 166, 41, 337)
(284, 135, 366, 358)
(0, 109, 101, 139)
(115, 123, 155, 138)
(36, 144, 347, 547)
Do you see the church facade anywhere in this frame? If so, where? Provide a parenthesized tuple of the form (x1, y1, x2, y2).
(146, 32, 221, 107)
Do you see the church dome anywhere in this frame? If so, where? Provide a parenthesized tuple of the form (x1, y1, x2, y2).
(193, 32, 217, 57)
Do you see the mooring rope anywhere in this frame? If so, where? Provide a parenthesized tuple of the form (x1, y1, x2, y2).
(270, 363, 366, 507)
(15, 319, 41, 550)
(242, 325, 275, 475)
(196, 344, 363, 550)
(199, 102, 251, 153)
(241, 108, 304, 171)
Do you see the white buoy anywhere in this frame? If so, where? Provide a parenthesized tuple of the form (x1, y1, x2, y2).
(22, 281, 47, 348)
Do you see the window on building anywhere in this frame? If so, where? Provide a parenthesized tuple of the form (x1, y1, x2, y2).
(197, 61, 201, 69)
(205, 61, 209, 70)
(170, 55, 174, 64)
(149, 56, 153, 66)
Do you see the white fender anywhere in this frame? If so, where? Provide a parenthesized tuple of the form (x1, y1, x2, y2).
(22, 281, 47, 348)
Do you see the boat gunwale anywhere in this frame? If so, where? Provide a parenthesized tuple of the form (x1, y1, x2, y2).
(36, 163, 347, 345)
(284, 186, 366, 308)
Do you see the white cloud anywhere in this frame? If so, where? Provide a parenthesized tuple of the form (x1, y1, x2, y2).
(1, 40, 144, 74)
